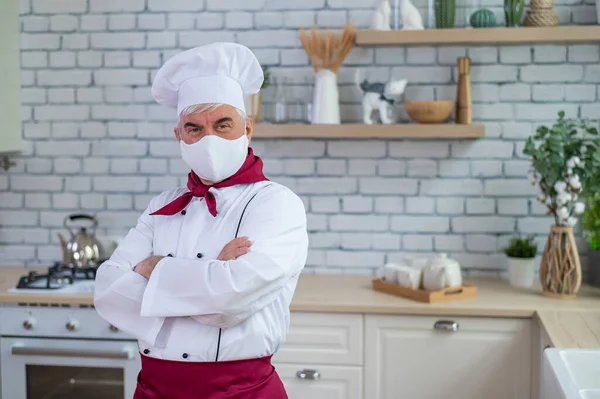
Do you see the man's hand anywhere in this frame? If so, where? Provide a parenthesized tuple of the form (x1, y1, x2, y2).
(218, 237, 252, 261)
(134, 255, 164, 280)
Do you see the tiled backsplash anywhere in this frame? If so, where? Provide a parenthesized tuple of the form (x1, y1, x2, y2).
(1, 0, 597, 276)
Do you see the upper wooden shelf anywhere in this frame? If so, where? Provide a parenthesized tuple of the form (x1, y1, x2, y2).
(253, 123, 484, 139)
(356, 26, 600, 46)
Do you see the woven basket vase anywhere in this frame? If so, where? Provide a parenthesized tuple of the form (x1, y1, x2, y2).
(524, 10, 559, 26)
(539, 225, 583, 299)
(530, 0, 554, 8)
(525, 0, 559, 26)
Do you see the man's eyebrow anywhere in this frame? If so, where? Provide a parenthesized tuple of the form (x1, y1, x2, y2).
(215, 117, 234, 124)
(183, 122, 202, 129)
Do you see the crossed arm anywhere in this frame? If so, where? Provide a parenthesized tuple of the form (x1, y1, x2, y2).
(93, 187, 308, 344)
(134, 236, 252, 280)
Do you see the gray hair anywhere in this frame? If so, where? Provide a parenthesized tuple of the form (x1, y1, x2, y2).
(177, 103, 247, 131)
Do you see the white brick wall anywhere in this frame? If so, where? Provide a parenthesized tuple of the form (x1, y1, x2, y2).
(3, 0, 596, 273)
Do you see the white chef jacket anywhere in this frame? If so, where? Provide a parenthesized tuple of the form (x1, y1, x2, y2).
(94, 181, 308, 362)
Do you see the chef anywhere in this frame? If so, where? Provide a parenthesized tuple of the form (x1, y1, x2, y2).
(93, 42, 308, 399)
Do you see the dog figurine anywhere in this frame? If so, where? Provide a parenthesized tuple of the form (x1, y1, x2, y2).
(359, 78, 408, 124)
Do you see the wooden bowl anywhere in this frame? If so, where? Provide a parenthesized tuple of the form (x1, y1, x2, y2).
(404, 100, 455, 124)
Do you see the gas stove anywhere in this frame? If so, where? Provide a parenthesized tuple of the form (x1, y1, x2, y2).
(9, 262, 103, 294)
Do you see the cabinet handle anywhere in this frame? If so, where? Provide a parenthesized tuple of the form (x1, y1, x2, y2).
(296, 369, 320, 381)
(434, 320, 459, 332)
(11, 346, 134, 360)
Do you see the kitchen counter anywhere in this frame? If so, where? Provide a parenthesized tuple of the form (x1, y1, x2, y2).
(1, 267, 599, 348)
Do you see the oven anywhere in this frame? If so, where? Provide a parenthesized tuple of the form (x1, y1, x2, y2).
(1, 337, 140, 399)
(0, 307, 140, 399)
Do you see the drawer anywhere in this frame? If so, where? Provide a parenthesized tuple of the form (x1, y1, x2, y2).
(274, 312, 363, 366)
(274, 363, 363, 399)
(0, 307, 132, 340)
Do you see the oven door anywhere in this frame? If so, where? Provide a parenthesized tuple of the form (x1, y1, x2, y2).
(0, 337, 140, 399)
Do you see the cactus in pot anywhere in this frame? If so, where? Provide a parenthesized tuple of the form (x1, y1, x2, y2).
(435, 0, 456, 28)
(504, 0, 525, 26)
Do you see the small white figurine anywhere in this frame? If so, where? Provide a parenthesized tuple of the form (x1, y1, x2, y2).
(358, 75, 408, 125)
(370, 0, 392, 30)
(401, 0, 425, 30)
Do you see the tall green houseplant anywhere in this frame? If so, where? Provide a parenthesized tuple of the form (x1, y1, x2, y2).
(583, 192, 600, 288)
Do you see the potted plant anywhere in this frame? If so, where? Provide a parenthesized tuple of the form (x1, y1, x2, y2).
(523, 111, 600, 298)
(583, 192, 600, 288)
(248, 66, 271, 123)
(504, 236, 538, 288)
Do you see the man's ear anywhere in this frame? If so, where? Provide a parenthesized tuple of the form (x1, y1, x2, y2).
(174, 127, 181, 142)
(245, 117, 253, 145)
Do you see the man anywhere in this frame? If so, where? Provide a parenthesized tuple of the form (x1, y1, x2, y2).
(94, 42, 308, 399)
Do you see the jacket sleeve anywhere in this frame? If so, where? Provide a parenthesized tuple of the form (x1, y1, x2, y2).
(93, 198, 166, 344)
(139, 186, 308, 329)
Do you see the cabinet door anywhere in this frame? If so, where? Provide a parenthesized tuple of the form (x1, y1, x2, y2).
(274, 313, 363, 366)
(531, 317, 554, 399)
(0, 0, 22, 155)
(365, 315, 531, 399)
(275, 363, 362, 399)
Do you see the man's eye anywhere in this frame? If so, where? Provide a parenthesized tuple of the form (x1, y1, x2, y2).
(218, 124, 231, 129)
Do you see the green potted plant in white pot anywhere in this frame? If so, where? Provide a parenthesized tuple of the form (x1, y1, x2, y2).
(583, 192, 600, 288)
(504, 236, 538, 288)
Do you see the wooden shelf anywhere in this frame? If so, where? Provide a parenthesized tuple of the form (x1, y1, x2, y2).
(356, 26, 600, 46)
(253, 123, 484, 139)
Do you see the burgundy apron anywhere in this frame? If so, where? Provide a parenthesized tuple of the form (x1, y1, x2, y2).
(133, 354, 287, 399)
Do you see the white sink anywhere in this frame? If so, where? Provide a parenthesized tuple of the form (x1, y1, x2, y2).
(543, 348, 600, 399)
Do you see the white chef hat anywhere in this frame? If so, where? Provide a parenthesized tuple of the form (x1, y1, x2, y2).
(151, 42, 263, 116)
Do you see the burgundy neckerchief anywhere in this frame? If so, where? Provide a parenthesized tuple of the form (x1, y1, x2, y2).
(150, 148, 268, 217)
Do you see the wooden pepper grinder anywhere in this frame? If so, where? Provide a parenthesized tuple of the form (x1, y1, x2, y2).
(456, 56, 472, 125)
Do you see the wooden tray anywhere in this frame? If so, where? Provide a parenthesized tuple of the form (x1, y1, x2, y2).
(372, 278, 478, 304)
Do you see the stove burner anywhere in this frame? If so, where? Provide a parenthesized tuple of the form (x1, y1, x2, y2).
(16, 262, 105, 290)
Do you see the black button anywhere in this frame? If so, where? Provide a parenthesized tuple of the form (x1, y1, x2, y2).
(182, 353, 189, 359)
(181, 210, 187, 215)
(143, 349, 150, 355)
(167, 253, 173, 257)
(196, 253, 203, 259)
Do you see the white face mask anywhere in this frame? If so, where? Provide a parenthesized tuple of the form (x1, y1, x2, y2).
(180, 134, 249, 183)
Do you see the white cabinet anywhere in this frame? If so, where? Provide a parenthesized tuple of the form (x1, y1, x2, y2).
(273, 312, 363, 366)
(365, 315, 532, 399)
(275, 312, 364, 399)
(0, 0, 22, 156)
(275, 364, 362, 399)
(532, 316, 554, 399)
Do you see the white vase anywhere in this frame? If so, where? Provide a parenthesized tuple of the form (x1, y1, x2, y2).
(506, 257, 536, 288)
(312, 69, 340, 124)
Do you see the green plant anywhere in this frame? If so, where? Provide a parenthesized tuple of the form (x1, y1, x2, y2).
(583, 192, 600, 250)
(261, 66, 271, 90)
(504, 236, 538, 258)
(435, 0, 456, 28)
(523, 111, 600, 226)
(504, 0, 525, 27)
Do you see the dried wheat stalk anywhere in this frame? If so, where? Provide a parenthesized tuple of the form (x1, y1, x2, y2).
(299, 23, 356, 73)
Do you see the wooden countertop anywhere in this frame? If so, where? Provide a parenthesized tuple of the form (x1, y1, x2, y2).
(1, 267, 599, 348)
